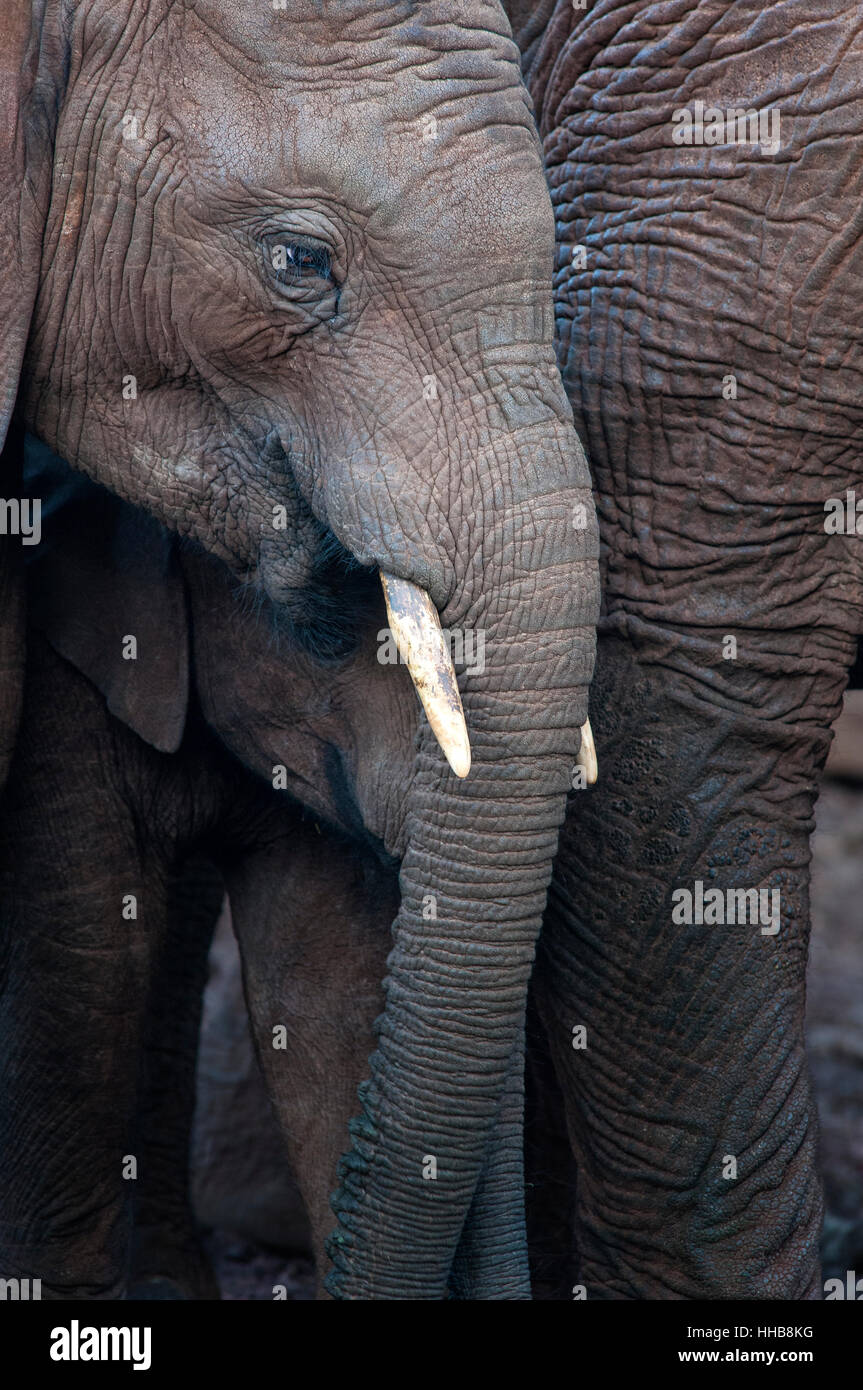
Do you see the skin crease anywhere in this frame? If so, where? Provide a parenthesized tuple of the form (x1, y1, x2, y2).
(503, 0, 863, 1297)
(0, 1, 599, 1298)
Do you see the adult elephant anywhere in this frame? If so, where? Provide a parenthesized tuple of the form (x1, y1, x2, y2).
(507, 0, 863, 1297)
(0, 1, 599, 1298)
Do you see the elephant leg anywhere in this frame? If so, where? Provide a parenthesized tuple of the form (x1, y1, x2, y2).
(128, 853, 224, 1300)
(448, 1015, 532, 1300)
(0, 638, 172, 1297)
(534, 631, 854, 1299)
(224, 809, 397, 1297)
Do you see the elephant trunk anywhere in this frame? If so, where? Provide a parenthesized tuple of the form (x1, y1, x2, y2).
(326, 433, 598, 1298)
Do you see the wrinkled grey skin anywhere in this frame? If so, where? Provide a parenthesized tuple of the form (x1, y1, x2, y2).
(506, 0, 863, 1298)
(0, 1, 598, 1298)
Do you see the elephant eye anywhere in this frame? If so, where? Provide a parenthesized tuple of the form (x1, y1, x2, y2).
(263, 235, 333, 290)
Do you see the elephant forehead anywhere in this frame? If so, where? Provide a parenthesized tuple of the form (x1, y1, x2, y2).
(182, 0, 525, 101)
(169, 24, 548, 263)
(188, 0, 516, 61)
(72, 1, 547, 257)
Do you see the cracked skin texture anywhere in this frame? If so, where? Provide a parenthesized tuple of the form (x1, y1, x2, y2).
(505, 0, 863, 1296)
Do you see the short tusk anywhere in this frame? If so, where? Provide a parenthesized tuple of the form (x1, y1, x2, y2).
(580, 717, 598, 785)
(380, 572, 471, 779)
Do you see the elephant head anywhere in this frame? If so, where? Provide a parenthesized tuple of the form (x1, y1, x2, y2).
(0, 0, 599, 1296)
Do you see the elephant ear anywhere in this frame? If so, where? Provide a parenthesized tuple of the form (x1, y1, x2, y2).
(0, 0, 53, 784)
(0, 0, 46, 440)
(24, 439, 190, 755)
(0, 5, 187, 761)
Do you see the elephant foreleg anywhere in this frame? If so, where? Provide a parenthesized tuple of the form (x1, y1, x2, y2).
(0, 638, 171, 1297)
(535, 632, 842, 1299)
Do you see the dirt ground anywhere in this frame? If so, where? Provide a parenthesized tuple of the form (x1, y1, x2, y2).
(200, 703, 863, 1299)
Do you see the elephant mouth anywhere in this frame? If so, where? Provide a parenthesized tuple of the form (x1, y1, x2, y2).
(253, 523, 378, 662)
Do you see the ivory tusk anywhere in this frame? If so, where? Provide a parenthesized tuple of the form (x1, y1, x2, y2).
(580, 717, 598, 785)
(380, 572, 471, 779)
